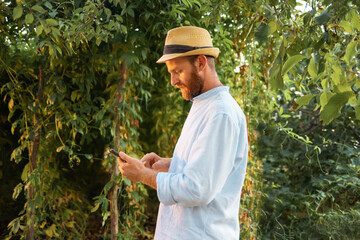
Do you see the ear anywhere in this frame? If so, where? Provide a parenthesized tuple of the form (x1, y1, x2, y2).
(196, 55, 207, 72)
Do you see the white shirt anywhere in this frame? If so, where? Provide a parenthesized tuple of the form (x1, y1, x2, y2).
(155, 86, 248, 239)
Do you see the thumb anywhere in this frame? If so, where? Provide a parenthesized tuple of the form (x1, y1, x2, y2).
(119, 152, 138, 163)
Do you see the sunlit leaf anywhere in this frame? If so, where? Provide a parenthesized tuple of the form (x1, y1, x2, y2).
(308, 57, 317, 79)
(282, 55, 306, 75)
(25, 14, 34, 24)
(356, 98, 360, 120)
(320, 91, 354, 125)
(13, 5, 23, 20)
(293, 94, 315, 111)
(270, 54, 283, 90)
(32, 5, 46, 13)
(36, 25, 43, 36)
(320, 92, 335, 111)
(339, 20, 354, 33)
(12, 183, 23, 200)
(343, 40, 357, 66)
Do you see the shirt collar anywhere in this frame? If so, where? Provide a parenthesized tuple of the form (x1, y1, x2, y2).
(191, 86, 229, 102)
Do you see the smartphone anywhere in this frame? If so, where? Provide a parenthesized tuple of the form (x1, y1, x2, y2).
(110, 149, 126, 162)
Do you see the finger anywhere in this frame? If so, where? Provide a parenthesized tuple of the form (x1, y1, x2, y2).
(117, 157, 126, 173)
(119, 152, 138, 164)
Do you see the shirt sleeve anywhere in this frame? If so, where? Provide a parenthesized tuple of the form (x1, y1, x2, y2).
(157, 113, 242, 207)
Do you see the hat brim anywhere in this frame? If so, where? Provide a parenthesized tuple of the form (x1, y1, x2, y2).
(156, 48, 219, 63)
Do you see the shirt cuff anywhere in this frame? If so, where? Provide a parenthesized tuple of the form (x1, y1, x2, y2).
(157, 172, 176, 205)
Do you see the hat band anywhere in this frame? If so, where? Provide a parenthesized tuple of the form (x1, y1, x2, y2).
(163, 44, 213, 55)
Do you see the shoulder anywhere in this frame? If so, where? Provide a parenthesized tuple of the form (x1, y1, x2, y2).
(207, 90, 246, 124)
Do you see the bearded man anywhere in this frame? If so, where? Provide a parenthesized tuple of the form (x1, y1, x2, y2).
(117, 26, 248, 240)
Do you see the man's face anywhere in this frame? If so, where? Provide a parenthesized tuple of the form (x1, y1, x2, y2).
(166, 57, 204, 100)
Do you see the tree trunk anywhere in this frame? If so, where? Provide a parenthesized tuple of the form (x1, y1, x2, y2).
(26, 66, 45, 240)
(110, 62, 127, 239)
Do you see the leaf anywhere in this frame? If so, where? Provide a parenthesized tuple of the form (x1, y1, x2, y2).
(315, 8, 332, 25)
(21, 163, 29, 182)
(268, 20, 278, 34)
(282, 55, 306, 75)
(36, 25, 43, 36)
(343, 41, 357, 66)
(339, 20, 354, 33)
(56, 146, 64, 152)
(320, 92, 335, 111)
(293, 94, 315, 111)
(356, 98, 360, 120)
(350, 9, 360, 30)
(8, 98, 14, 110)
(104, 181, 114, 194)
(269, 54, 283, 90)
(91, 203, 100, 212)
(12, 183, 23, 200)
(45, 228, 53, 238)
(254, 23, 269, 46)
(13, 5, 23, 20)
(308, 57, 317, 79)
(25, 14, 34, 24)
(330, 64, 343, 85)
(51, 27, 61, 40)
(46, 19, 58, 26)
(320, 91, 354, 125)
(32, 5, 46, 13)
(44, 1, 53, 10)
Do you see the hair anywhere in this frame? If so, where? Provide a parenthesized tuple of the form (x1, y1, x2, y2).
(187, 55, 216, 71)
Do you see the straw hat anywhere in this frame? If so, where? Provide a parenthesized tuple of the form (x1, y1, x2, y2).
(156, 26, 219, 63)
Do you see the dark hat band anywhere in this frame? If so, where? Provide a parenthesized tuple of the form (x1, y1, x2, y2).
(163, 44, 213, 55)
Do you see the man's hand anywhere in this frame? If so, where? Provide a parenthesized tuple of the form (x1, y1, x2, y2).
(118, 152, 158, 189)
(141, 152, 171, 172)
(118, 152, 145, 182)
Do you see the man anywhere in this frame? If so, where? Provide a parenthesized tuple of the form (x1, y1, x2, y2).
(118, 26, 248, 239)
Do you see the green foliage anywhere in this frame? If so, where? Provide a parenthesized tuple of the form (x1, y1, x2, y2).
(1, 0, 360, 239)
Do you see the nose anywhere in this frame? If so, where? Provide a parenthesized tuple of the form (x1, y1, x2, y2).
(170, 74, 179, 86)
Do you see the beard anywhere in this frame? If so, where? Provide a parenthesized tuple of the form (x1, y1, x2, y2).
(180, 68, 204, 100)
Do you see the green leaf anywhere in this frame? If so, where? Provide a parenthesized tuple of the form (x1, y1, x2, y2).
(315, 8, 332, 25)
(12, 183, 23, 200)
(25, 14, 34, 24)
(270, 54, 283, 90)
(356, 98, 360, 120)
(350, 9, 360, 30)
(36, 25, 43, 36)
(254, 23, 269, 46)
(46, 19, 58, 26)
(293, 94, 315, 111)
(104, 181, 114, 194)
(330, 64, 343, 85)
(308, 57, 317, 79)
(21, 163, 29, 182)
(320, 91, 354, 125)
(320, 92, 335, 111)
(51, 27, 61, 40)
(343, 41, 357, 66)
(13, 5, 23, 20)
(268, 20, 278, 34)
(32, 5, 46, 13)
(339, 20, 354, 33)
(44, 1, 53, 10)
(282, 55, 306, 75)
(91, 203, 100, 213)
